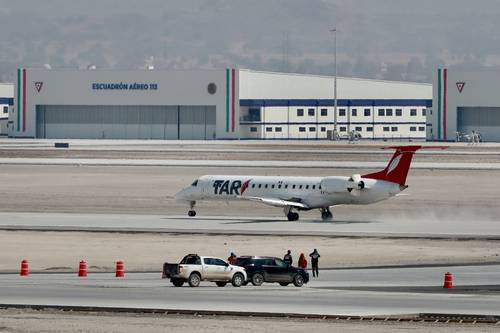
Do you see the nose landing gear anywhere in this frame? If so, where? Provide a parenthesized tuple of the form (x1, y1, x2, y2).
(187, 201, 196, 217)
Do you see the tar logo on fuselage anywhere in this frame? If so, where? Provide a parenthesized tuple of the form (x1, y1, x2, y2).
(213, 179, 250, 195)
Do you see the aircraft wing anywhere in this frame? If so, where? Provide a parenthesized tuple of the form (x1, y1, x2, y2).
(237, 196, 309, 209)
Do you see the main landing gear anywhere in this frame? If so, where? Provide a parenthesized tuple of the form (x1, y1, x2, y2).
(320, 207, 333, 221)
(284, 207, 299, 221)
(187, 201, 196, 217)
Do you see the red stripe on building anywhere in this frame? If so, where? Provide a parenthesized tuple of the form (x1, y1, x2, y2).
(231, 68, 235, 132)
(22, 69, 26, 132)
(443, 68, 447, 141)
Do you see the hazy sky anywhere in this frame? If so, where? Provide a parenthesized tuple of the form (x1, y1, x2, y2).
(1, 0, 499, 82)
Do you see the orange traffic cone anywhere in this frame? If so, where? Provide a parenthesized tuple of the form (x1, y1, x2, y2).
(443, 272, 453, 289)
(115, 261, 125, 278)
(78, 260, 88, 277)
(20, 259, 29, 276)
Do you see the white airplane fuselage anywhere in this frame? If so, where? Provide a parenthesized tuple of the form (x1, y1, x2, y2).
(176, 175, 402, 209)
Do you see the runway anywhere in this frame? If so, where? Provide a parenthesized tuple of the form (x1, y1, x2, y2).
(1, 212, 499, 238)
(2, 265, 500, 316)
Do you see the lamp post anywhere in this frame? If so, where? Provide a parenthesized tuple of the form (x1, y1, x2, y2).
(330, 28, 338, 139)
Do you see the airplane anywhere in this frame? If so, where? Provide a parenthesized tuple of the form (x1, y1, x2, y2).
(175, 145, 446, 221)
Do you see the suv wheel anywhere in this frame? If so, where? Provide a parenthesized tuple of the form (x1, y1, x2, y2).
(188, 272, 201, 287)
(293, 274, 304, 287)
(232, 273, 244, 287)
(251, 273, 264, 286)
(216, 281, 227, 287)
(279, 282, 289, 287)
(171, 278, 184, 287)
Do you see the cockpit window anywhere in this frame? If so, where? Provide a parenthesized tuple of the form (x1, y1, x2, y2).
(191, 180, 198, 187)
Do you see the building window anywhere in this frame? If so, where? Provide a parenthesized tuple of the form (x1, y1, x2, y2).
(386, 109, 393, 116)
(410, 109, 417, 116)
(266, 127, 272, 132)
(321, 108, 327, 116)
(396, 109, 402, 116)
(250, 127, 257, 132)
(248, 108, 261, 121)
(383, 126, 390, 132)
(340, 126, 347, 132)
(275, 127, 282, 132)
(308, 108, 315, 116)
(3, 106, 8, 114)
(422, 109, 427, 116)
(364, 108, 371, 117)
(355, 126, 362, 132)
(339, 109, 346, 116)
(351, 109, 357, 116)
(378, 109, 385, 116)
(391, 126, 398, 132)
(299, 127, 306, 132)
(297, 109, 304, 117)
(419, 126, 425, 131)
(309, 127, 316, 132)
(367, 127, 373, 132)
(320, 127, 326, 132)
(410, 126, 416, 132)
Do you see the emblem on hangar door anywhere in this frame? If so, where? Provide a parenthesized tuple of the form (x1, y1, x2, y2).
(34, 82, 43, 92)
(207, 82, 217, 95)
(456, 82, 465, 93)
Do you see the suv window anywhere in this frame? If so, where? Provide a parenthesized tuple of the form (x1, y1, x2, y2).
(235, 257, 251, 266)
(181, 255, 201, 265)
(274, 258, 288, 267)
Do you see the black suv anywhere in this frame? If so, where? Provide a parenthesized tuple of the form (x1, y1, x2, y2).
(235, 256, 309, 287)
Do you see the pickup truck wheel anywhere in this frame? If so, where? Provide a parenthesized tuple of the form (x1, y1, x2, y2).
(171, 278, 184, 287)
(251, 273, 264, 286)
(293, 274, 304, 287)
(279, 282, 289, 286)
(188, 272, 201, 287)
(216, 282, 227, 287)
(231, 273, 244, 287)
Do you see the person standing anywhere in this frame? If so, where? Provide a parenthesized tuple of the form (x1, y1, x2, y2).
(309, 249, 320, 277)
(283, 250, 293, 266)
(298, 253, 307, 270)
(227, 252, 237, 265)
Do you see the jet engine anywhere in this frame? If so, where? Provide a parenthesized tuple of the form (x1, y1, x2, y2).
(320, 174, 368, 196)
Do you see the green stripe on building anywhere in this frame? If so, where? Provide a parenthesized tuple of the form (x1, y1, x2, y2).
(437, 68, 441, 140)
(17, 68, 21, 132)
(226, 68, 230, 132)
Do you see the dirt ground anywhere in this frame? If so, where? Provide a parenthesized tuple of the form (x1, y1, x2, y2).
(1, 230, 499, 272)
(0, 309, 495, 333)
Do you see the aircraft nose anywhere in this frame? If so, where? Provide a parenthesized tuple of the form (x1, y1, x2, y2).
(175, 187, 191, 202)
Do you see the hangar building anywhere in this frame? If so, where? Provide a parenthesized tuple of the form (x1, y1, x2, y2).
(10, 68, 431, 140)
(428, 68, 500, 142)
(0, 83, 14, 135)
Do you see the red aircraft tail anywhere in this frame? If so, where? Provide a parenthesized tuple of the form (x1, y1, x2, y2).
(363, 145, 447, 186)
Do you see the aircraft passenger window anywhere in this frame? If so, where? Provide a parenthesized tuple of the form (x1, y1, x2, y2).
(271, 185, 275, 189)
(312, 185, 316, 189)
(252, 184, 255, 188)
(191, 180, 198, 186)
(299, 185, 303, 189)
(258, 184, 262, 188)
(292, 185, 296, 189)
(284, 185, 288, 189)
(278, 185, 281, 189)
(319, 185, 322, 190)
(305, 185, 309, 189)
(265, 184, 268, 188)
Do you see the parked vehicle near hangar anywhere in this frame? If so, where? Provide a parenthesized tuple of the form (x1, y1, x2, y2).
(162, 254, 247, 288)
(235, 256, 309, 287)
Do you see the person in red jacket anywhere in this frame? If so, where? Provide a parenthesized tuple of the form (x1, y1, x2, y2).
(227, 252, 237, 265)
(298, 253, 307, 270)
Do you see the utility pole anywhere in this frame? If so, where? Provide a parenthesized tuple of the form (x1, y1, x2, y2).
(329, 28, 338, 140)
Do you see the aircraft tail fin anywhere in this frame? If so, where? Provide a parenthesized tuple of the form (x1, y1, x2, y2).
(362, 145, 447, 186)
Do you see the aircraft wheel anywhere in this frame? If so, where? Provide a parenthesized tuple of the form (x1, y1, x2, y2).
(188, 210, 196, 217)
(321, 211, 332, 221)
(287, 212, 299, 221)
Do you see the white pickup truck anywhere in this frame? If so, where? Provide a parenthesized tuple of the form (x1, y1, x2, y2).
(162, 254, 247, 287)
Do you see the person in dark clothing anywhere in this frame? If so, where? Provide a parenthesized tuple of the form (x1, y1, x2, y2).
(283, 250, 293, 266)
(309, 249, 320, 277)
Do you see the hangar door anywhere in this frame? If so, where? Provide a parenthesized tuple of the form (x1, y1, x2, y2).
(457, 107, 500, 141)
(36, 105, 216, 140)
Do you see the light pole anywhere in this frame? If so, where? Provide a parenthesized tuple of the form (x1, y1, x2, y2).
(329, 28, 338, 139)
